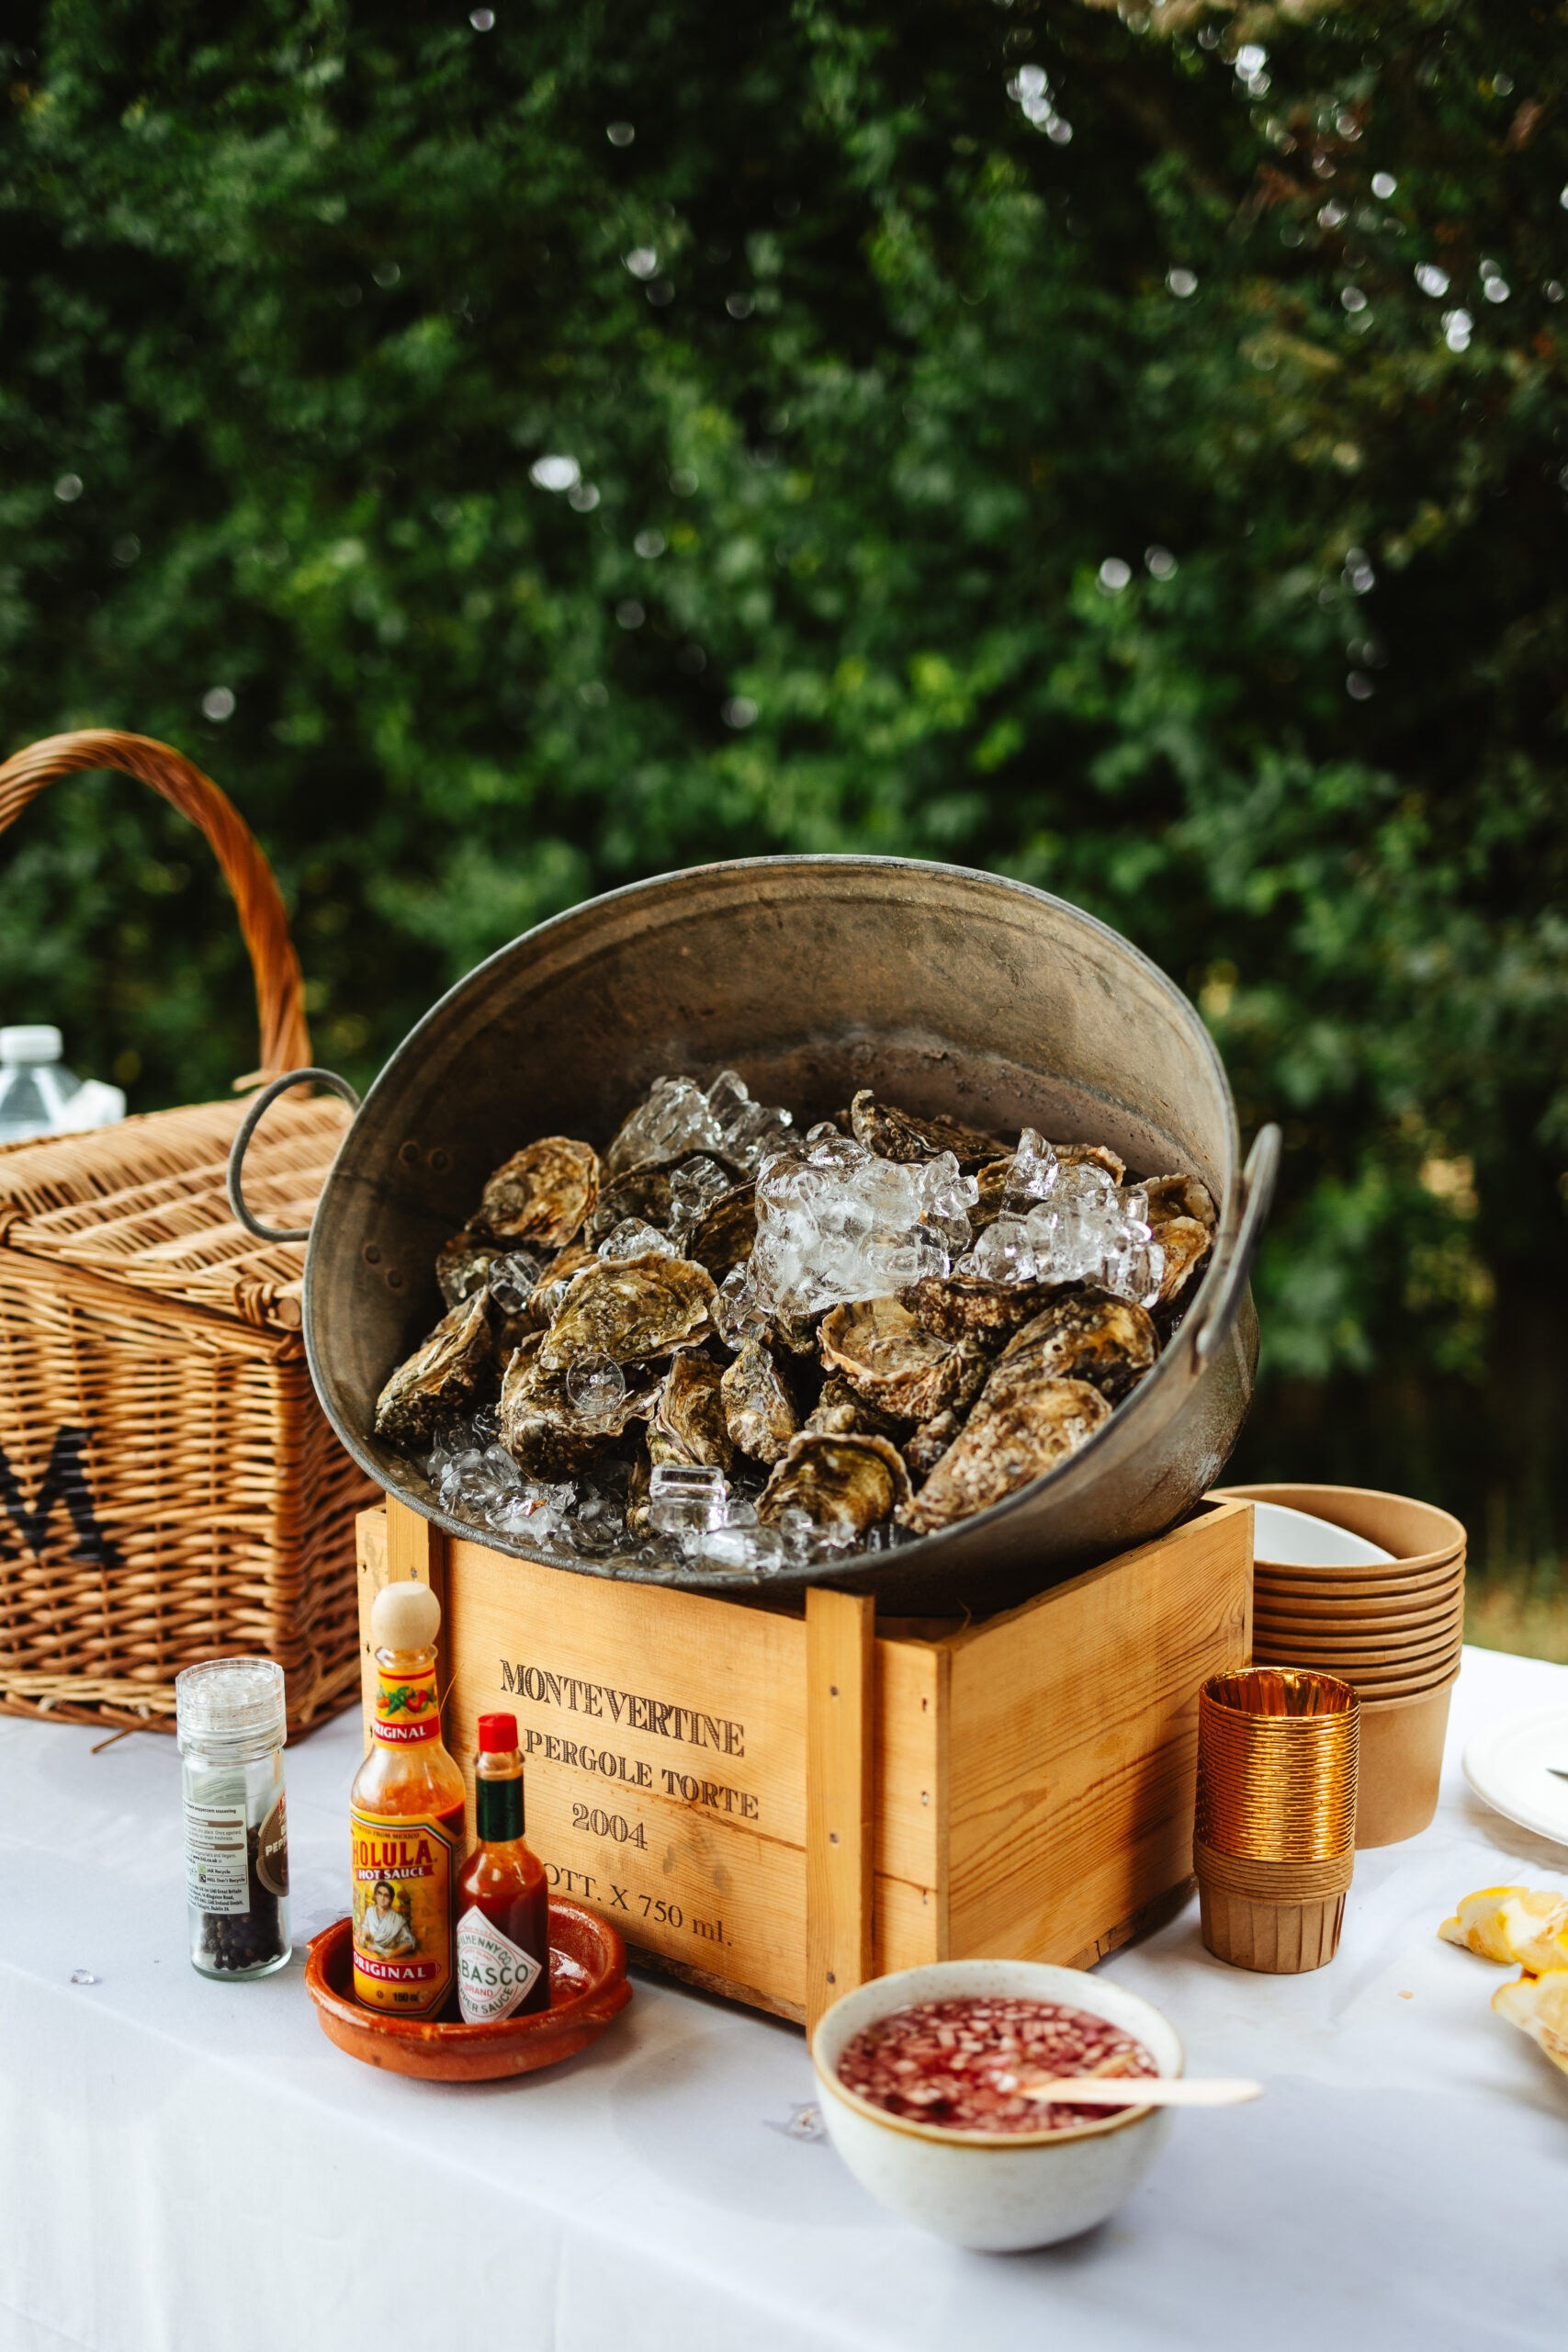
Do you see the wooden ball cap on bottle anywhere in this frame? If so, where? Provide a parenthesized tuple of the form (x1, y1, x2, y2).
(371, 1578, 442, 1652)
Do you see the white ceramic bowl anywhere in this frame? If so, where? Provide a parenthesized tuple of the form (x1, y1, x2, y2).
(810, 1961, 1182, 2252)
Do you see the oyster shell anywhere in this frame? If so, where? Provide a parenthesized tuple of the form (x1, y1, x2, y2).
(904, 1408, 962, 1481)
(1153, 1216, 1213, 1310)
(479, 1136, 600, 1254)
(901, 1376, 1110, 1533)
(907, 1274, 1057, 1348)
(649, 1352, 734, 1473)
(770, 1307, 822, 1357)
(525, 1242, 599, 1329)
(819, 1295, 966, 1423)
(720, 1336, 801, 1464)
(805, 1373, 908, 1442)
(989, 1289, 1158, 1407)
(435, 1225, 498, 1308)
(538, 1251, 718, 1372)
(758, 1430, 912, 1535)
(1145, 1173, 1217, 1232)
(1058, 1141, 1126, 1184)
(499, 1334, 661, 1478)
(849, 1089, 1008, 1171)
(374, 1291, 495, 1449)
(585, 1167, 674, 1247)
(1142, 1173, 1217, 1310)
(687, 1181, 757, 1281)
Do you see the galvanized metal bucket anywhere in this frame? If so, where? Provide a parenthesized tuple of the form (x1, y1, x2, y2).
(230, 857, 1278, 1616)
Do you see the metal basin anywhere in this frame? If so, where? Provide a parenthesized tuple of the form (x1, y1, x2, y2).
(233, 857, 1278, 1617)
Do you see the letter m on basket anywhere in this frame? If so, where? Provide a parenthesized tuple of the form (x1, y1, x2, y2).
(0, 1428, 123, 1573)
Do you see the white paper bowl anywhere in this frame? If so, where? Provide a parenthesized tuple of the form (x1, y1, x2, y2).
(810, 1961, 1182, 2252)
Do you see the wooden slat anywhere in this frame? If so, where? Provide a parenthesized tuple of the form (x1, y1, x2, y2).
(943, 1498, 1252, 1967)
(806, 1587, 875, 2033)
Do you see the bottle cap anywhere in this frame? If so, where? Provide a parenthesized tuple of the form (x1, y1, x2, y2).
(0, 1025, 62, 1066)
(370, 1578, 442, 1653)
(175, 1657, 287, 1761)
(478, 1712, 519, 1753)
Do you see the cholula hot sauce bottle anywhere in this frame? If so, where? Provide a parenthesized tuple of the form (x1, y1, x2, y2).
(350, 1581, 466, 2018)
(456, 1712, 551, 2021)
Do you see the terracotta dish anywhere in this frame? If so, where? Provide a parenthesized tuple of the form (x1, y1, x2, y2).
(305, 1900, 632, 2081)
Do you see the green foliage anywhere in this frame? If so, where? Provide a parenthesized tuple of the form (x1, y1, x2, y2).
(3, 0, 1566, 1563)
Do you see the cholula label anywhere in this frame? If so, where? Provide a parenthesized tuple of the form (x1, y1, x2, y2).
(457, 1906, 544, 2023)
(371, 1663, 441, 1746)
(350, 1809, 457, 2015)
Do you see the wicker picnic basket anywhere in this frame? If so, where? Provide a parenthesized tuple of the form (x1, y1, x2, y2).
(0, 730, 377, 1738)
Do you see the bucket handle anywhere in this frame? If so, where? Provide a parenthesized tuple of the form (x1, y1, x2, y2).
(1190, 1123, 1281, 1369)
(227, 1067, 361, 1244)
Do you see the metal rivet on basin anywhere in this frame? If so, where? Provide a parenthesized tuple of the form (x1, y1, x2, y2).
(386, 1269, 404, 1291)
(398, 1140, 420, 1165)
(363, 1243, 382, 1265)
(429, 1147, 450, 1171)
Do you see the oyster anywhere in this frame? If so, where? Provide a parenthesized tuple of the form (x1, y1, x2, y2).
(770, 1307, 823, 1357)
(904, 1408, 962, 1481)
(499, 1334, 661, 1478)
(968, 1157, 1013, 1237)
(720, 1335, 801, 1464)
(686, 1181, 757, 1281)
(805, 1373, 908, 1442)
(479, 1136, 600, 1254)
(819, 1295, 968, 1423)
(585, 1167, 674, 1247)
(989, 1289, 1158, 1407)
(759, 1430, 912, 1536)
(538, 1251, 718, 1372)
(649, 1352, 734, 1473)
(435, 1225, 498, 1308)
(373, 1290, 495, 1449)
(901, 1376, 1110, 1534)
(526, 1242, 599, 1329)
(849, 1089, 1008, 1171)
(1143, 1172, 1217, 1311)
(1057, 1141, 1126, 1184)
(907, 1273, 1058, 1348)
(1145, 1173, 1217, 1232)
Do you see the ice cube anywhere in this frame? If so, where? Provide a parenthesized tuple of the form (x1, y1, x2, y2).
(597, 1216, 682, 1261)
(1005, 1128, 1059, 1209)
(682, 1521, 788, 1573)
(748, 1136, 976, 1314)
(647, 1460, 728, 1533)
(487, 1250, 544, 1316)
(668, 1155, 733, 1231)
(565, 1351, 628, 1420)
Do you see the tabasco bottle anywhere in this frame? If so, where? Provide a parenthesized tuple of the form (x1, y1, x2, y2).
(456, 1712, 551, 2022)
(350, 1580, 466, 2018)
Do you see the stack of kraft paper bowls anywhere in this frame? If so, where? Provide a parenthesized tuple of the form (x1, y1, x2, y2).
(1216, 1485, 1465, 1848)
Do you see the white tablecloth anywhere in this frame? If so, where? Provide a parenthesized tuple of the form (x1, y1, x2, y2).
(3, 1644, 1564, 2352)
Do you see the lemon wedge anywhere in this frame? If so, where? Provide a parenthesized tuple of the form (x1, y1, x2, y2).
(1439, 1887, 1568, 1973)
(1493, 1969, 1568, 2080)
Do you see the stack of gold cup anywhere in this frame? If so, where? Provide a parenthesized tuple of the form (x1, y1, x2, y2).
(1195, 1668, 1359, 1973)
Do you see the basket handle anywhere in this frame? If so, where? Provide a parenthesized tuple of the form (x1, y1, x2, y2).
(1189, 1123, 1281, 1369)
(228, 1066, 361, 1244)
(0, 728, 311, 1081)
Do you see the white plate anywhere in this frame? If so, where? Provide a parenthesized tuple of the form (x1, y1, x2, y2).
(1250, 1500, 1394, 1570)
(1462, 1705, 1568, 1848)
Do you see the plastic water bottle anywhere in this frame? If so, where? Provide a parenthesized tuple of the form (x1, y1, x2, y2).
(0, 1025, 126, 1146)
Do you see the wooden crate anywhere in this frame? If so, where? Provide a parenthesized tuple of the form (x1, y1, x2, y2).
(357, 1495, 1252, 2029)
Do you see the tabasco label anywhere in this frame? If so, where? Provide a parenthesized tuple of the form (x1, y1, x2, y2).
(370, 1662, 441, 1745)
(350, 1808, 458, 2016)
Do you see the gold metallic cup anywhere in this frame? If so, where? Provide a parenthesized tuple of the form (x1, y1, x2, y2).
(1194, 1668, 1359, 1973)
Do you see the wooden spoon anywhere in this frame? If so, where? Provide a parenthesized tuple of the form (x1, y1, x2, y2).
(1003, 2075, 1263, 2109)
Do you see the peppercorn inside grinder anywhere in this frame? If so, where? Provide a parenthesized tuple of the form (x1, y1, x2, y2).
(175, 1657, 291, 1980)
